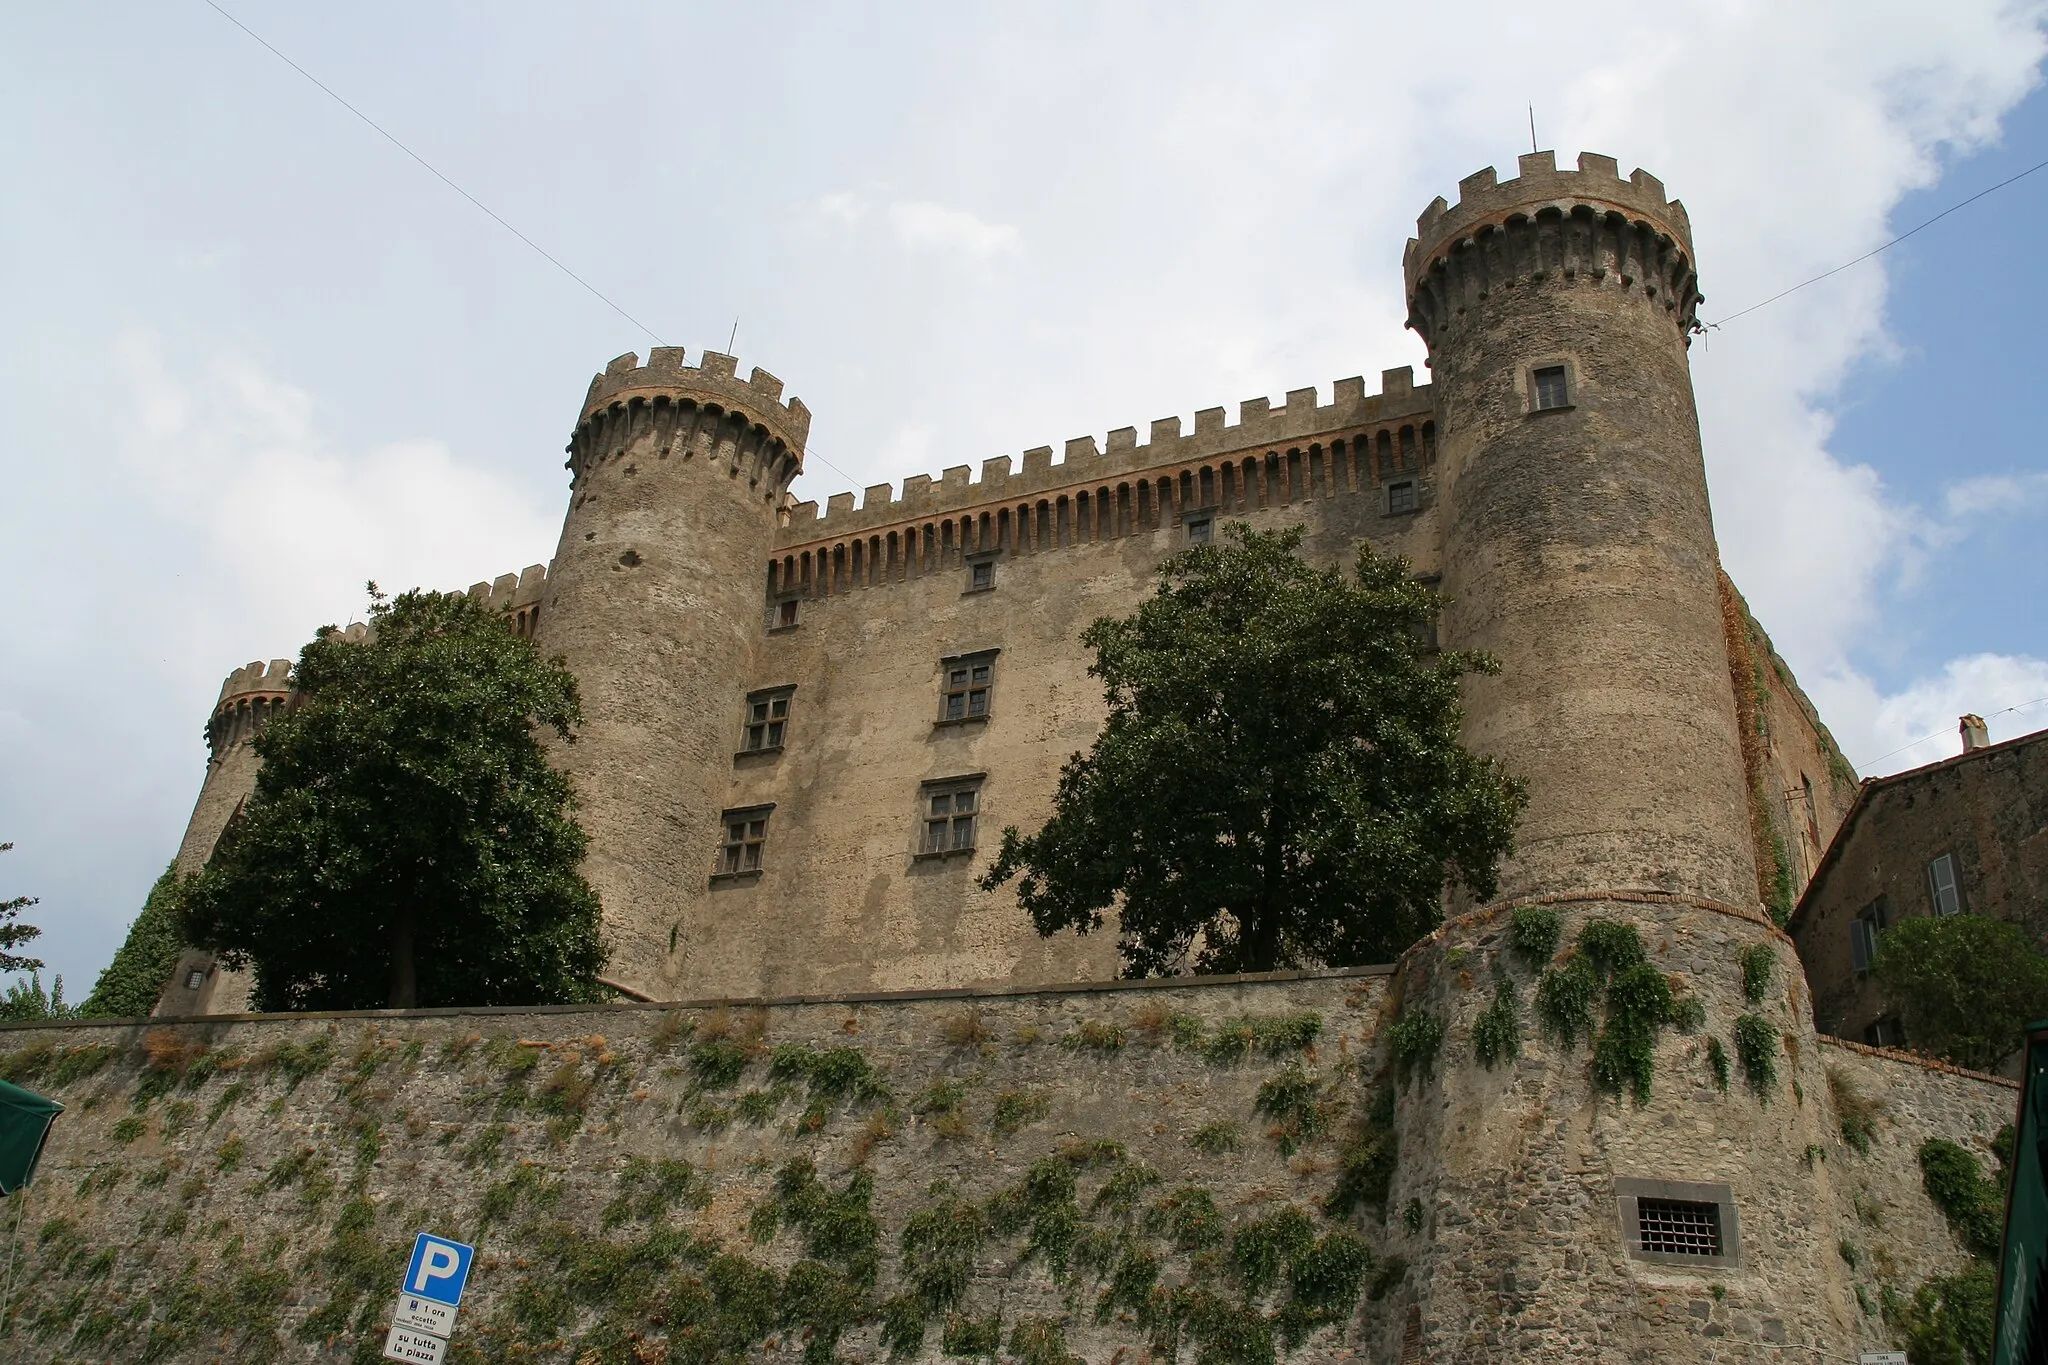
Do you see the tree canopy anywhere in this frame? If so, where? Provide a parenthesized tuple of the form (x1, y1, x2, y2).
(0, 842, 45, 976)
(179, 586, 606, 1010)
(1873, 913, 2048, 1071)
(982, 525, 1526, 976)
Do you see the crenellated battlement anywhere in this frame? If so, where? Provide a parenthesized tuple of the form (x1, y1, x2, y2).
(465, 563, 549, 639)
(1404, 152, 1700, 343)
(580, 348, 811, 449)
(777, 367, 1434, 549)
(213, 658, 294, 708)
(570, 350, 807, 502)
(205, 659, 296, 760)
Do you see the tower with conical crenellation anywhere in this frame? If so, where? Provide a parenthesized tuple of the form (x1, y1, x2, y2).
(531, 349, 810, 1000)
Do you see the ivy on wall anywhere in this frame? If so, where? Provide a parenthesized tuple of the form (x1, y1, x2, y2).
(0, 1001, 1411, 1365)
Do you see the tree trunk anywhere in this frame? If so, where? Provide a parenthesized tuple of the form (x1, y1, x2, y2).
(1247, 796, 1285, 972)
(388, 908, 417, 1009)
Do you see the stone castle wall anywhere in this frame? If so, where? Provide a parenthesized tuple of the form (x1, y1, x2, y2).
(0, 969, 2006, 1363)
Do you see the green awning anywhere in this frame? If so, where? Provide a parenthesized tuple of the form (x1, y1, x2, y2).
(0, 1079, 61, 1195)
(1993, 1020, 2048, 1364)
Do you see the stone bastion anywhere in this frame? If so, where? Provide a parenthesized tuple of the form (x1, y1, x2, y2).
(0, 960, 2010, 1363)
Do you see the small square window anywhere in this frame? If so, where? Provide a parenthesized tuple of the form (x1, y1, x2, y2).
(1928, 853, 1962, 916)
(741, 688, 793, 754)
(184, 969, 205, 991)
(940, 653, 997, 722)
(1185, 516, 1214, 545)
(1617, 1178, 1740, 1268)
(919, 778, 983, 856)
(1635, 1199, 1722, 1257)
(1387, 481, 1418, 515)
(774, 598, 799, 629)
(970, 560, 995, 592)
(1532, 365, 1571, 411)
(715, 808, 772, 878)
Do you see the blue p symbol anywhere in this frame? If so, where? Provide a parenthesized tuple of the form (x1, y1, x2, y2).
(403, 1233, 475, 1307)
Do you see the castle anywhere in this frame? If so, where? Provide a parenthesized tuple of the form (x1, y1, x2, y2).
(28, 152, 1991, 1364)
(167, 150, 1858, 1016)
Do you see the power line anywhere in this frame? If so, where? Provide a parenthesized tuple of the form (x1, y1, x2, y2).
(201, 3, 864, 491)
(203, 2, 668, 346)
(1854, 693, 2048, 771)
(1705, 154, 2048, 328)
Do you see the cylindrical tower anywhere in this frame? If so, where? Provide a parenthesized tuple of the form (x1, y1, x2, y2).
(158, 655, 306, 1015)
(175, 658, 299, 874)
(1409, 150, 1754, 909)
(1378, 155, 1861, 1360)
(532, 348, 808, 998)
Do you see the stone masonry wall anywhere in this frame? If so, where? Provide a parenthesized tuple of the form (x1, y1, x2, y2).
(716, 484, 1440, 1001)
(1819, 1038, 2018, 1319)
(0, 967, 2011, 1364)
(0, 970, 1405, 1365)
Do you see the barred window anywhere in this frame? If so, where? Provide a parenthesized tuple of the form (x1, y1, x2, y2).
(1532, 364, 1571, 411)
(1617, 1178, 1739, 1268)
(921, 779, 982, 856)
(1635, 1199, 1722, 1257)
(969, 559, 995, 592)
(716, 808, 771, 877)
(1185, 515, 1214, 545)
(1387, 481, 1418, 515)
(940, 653, 997, 722)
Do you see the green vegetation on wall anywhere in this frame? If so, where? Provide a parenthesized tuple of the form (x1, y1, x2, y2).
(81, 862, 188, 1019)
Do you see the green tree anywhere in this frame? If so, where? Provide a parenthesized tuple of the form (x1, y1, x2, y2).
(179, 586, 606, 1010)
(81, 862, 189, 1018)
(1873, 914, 2048, 1072)
(0, 973, 79, 1023)
(0, 842, 45, 974)
(981, 525, 1525, 976)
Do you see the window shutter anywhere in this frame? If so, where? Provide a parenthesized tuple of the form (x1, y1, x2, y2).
(1928, 855, 1960, 916)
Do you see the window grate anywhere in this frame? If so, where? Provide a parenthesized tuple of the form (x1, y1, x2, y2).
(1635, 1199, 1722, 1257)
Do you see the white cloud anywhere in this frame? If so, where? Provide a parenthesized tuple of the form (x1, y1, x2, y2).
(885, 200, 1019, 258)
(816, 191, 869, 228)
(111, 331, 558, 658)
(1945, 470, 2048, 518)
(812, 189, 1019, 259)
(1812, 652, 2048, 774)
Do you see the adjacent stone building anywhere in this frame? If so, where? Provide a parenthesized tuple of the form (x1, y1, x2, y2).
(1791, 717, 2048, 1048)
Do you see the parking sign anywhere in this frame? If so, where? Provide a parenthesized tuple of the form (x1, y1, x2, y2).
(402, 1233, 474, 1308)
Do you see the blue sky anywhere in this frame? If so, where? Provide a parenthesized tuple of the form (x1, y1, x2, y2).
(1818, 87, 2048, 764)
(2, 2, 2045, 996)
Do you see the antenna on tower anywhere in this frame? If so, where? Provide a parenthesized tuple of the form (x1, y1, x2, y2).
(1529, 105, 1538, 154)
(728, 318, 739, 354)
